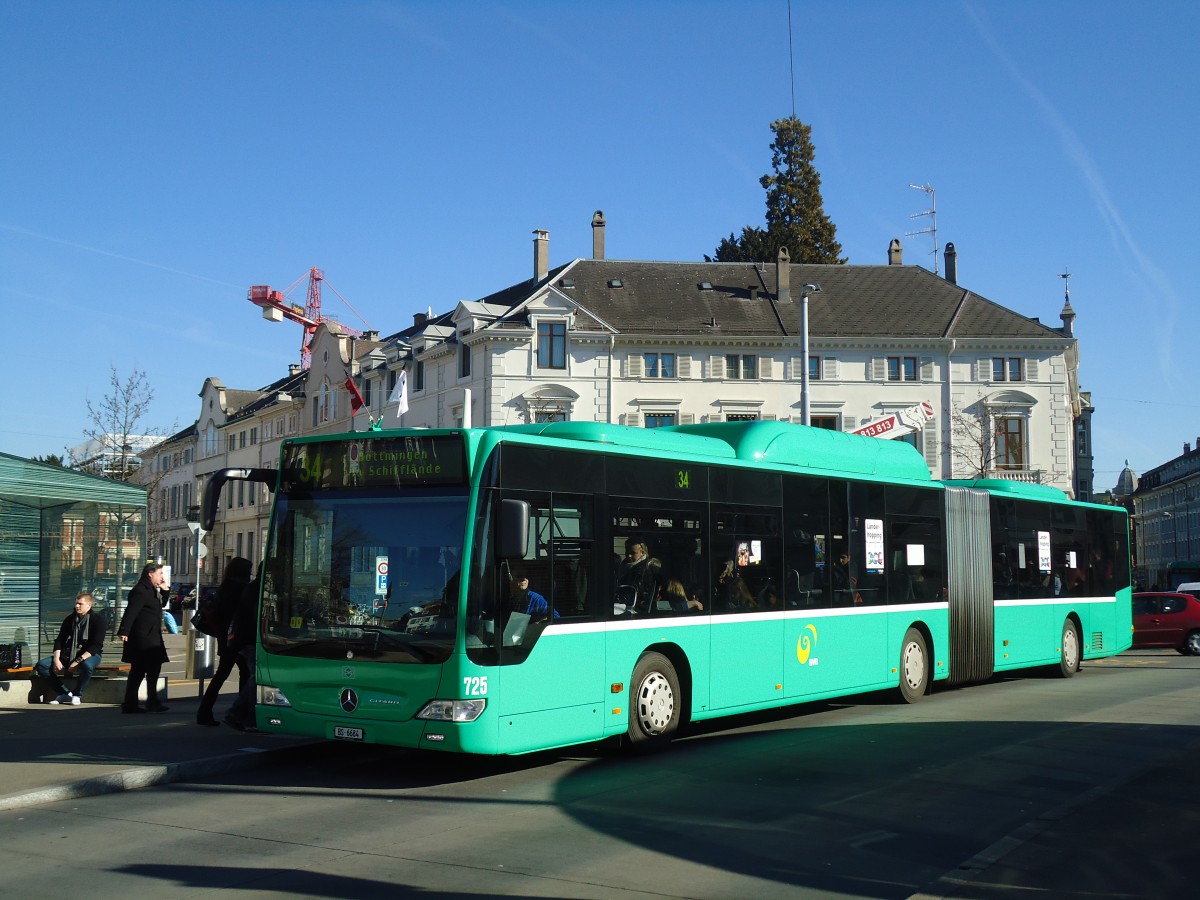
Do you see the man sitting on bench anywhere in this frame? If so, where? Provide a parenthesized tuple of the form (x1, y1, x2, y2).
(34, 592, 106, 706)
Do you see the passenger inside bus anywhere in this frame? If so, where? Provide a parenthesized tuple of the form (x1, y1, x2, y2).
(615, 540, 662, 614)
(661, 578, 704, 612)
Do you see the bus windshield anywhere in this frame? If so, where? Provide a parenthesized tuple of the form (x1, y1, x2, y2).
(262, 489, 468, 664)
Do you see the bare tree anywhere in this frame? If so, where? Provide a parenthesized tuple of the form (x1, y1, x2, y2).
(71, 367, 161, 477)
(944, 403, 994, 478)
(68, 366, 174, 615)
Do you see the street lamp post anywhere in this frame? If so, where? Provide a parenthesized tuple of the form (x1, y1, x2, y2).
(799, 283, 821, 426)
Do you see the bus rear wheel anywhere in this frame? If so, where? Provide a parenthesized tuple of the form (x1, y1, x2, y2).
(627, 652, 681, 753)
(1058, 618, 1080, 677)
(897, 627, 929, 703)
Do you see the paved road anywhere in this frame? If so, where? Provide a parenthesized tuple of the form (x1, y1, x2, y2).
(0, 650, 1196, 899)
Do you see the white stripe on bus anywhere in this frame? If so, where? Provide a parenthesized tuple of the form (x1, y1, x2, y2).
(537, 596, 1118, 637)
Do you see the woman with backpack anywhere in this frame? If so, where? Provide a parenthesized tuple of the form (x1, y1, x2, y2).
(195, 556, 252, 726)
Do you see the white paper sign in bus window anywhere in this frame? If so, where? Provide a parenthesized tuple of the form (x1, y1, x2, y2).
(1038, 531, 1052, 573)
(865, 518, 884, 572)
(907, 544, 925, 567)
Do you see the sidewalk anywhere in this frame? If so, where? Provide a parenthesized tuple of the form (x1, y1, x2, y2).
(0, 640, 317, 811)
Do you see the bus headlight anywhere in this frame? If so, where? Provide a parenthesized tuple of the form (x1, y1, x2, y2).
(258, 684, 292, 707)
(416, 699, 486, 722)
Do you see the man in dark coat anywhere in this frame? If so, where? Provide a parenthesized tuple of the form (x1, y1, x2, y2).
(117, 562, 170, 713)
(33, 591, 106, 705)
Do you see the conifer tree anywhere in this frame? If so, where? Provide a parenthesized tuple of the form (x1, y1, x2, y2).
(710, 116, 846, 264)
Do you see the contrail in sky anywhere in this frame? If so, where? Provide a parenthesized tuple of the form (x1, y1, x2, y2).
(0, 222, 242, 289)
(962, 2, 1178, 384)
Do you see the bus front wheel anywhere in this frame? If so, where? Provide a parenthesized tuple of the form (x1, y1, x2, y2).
(627, 652, 681, 752)
(1058, 619, 1080, 677)
(897, 627, 929, 703)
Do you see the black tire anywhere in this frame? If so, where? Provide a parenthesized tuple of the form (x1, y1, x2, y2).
(627, 651, 681, 753)
(1185, 631, 1200, 656)
(897, 627, 929, 703)
(1058, 618, 1080, 678)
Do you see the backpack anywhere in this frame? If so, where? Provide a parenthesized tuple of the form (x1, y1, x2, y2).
(191, 587, 227, 637)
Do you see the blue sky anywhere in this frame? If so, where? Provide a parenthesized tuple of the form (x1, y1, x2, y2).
(1, 1, 1192, 490)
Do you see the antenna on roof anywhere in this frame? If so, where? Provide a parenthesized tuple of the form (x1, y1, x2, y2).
(905, 183, 939, 276)
(787, 0, 796, 118)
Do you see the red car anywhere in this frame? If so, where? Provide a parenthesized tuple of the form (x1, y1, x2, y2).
(1132, 592, 1200, 655)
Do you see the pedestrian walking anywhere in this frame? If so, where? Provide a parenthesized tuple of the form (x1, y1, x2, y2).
(196, 557, 251, 726)
(223, 565, 261, 731)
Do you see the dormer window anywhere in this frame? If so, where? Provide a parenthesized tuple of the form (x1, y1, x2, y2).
(537, 321, 567, 369)
(698, 281, 713, 291)
(608, 278, 623, 289)
(559, 277, 575, 288)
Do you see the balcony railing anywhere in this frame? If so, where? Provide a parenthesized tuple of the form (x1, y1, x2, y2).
(985, 468, 1045, 484)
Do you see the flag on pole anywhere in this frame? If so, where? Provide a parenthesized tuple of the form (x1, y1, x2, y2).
(388, 369, 409, 418)
(345, 376, 366, 414)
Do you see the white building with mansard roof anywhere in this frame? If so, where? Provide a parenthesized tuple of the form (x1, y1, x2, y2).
(346, 217, 1085, 496)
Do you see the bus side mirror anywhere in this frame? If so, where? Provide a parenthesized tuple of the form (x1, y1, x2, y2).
(497, 499, 530, 560)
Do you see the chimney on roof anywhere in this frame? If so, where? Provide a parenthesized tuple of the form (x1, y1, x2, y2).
(944, 242, 958, 284)
(288, 363, 301, 376)
(888, 238, 903, 265)
(364, 330, 379, 341)
(749, 285, 759, 302)
(1187, 442, 1192, 455)
(533, 229, 550, 281)
(776, 246, 791, 302)
(414, 311, 428, 328)
(591, 210, 606, 260)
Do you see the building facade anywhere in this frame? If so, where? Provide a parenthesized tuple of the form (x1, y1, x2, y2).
(1132, 442, 1200, 589)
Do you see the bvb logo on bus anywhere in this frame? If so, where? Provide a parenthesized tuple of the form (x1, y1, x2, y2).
(796, 624, 818, 664)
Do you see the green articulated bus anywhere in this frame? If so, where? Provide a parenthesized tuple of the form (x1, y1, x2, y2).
(203, 420, 1132, 755)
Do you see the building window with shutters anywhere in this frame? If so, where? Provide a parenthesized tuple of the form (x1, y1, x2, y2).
(726, 353, 758, 380)
(809, 356, 822, 380)
(810, 415, 839, 430)
(887, 356, 918, 381)
(537, 322, 567, 368)
(995, 416, 1026, 469)
(413, 359, 425, 392)
(992, 357, 1024, 382)
(644, 413, 677, 428)
(644, 352, 675, 378)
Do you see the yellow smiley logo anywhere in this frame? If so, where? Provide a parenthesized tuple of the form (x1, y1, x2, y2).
(796, 623, 818, 664)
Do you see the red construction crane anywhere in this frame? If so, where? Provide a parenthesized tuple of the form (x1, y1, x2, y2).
(248, 267, 368, 369)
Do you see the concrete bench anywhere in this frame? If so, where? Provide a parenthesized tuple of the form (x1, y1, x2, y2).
(0, 663, 168, 708)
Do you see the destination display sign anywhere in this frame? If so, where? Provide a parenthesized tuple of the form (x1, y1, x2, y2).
(281, 435, 466, 491)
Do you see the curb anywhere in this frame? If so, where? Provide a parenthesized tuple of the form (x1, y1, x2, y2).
(0, 740, 319, 812)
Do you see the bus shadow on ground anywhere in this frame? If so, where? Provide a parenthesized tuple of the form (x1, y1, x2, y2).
(170, 712, 1200, 900)
(553, 715, 1200, 899)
